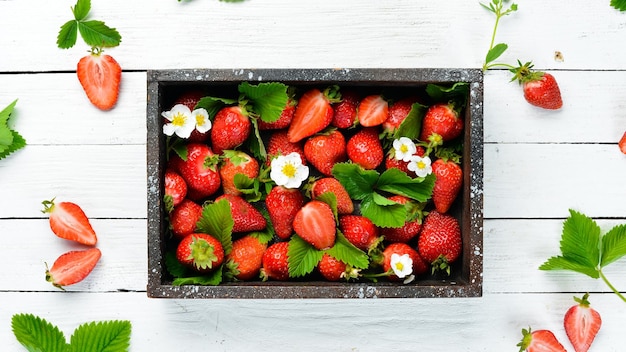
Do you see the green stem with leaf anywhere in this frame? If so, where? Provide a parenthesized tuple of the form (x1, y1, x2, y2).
(599, 270, 626, 303)
(481, 0, 518, 71)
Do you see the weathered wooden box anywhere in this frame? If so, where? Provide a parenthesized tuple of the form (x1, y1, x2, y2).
(146, 68, 483, 298)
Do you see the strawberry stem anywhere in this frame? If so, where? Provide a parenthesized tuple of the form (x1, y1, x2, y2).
(599, 270, 626, 303)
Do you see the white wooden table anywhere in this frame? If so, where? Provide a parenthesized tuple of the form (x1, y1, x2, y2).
(1, 0, 625, 350)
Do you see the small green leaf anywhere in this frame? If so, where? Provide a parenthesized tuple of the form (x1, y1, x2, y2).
(485, 43, 508, 64)
(0, 100, 26, 161)
(57, 20, 79, 49)
(12, 313, 68, 352)
(238, 82, 289, 123)
(247, 116, 267, 161)
(324, 231, 369, 269)
(172, 268, 223, 286)
(601, 224, 626, 267)
(165, 250, 189, 278)
(72, 0, 91, 21)
(77, 20, 122, 48)
(539, 256, 599, 279)
(69, 320, 131, 352)
(196, 199, 234, 255)
(195, 96, 235, 119)
(332, 163, 379, 201)
(612, 0, 626, 11)
(391, 102, 427, 141)
(360, 193, 406, 228)
(376, 168, 435, 202)
(288, 235, 324, 278)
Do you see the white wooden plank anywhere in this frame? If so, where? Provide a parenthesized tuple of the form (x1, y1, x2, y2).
(484, 70, 626, 143)
(0, 145, 147, 219)
(484, 143, 626, 219)
(0, 219, 147, 292)
(1, 292, 624, 351)
(0, 72, 147, 145)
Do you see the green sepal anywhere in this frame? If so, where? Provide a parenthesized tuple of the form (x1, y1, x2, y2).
(68, 320, 131, 352)
(196, 199, 234, 255)
(11, 313, 68, 352)
(288, 235, 324, 278)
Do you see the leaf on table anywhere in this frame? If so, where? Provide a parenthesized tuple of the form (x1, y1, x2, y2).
(69, 320, 132, 352)
(601, 223, 626, 267)
(611, 0, 626, 11)
(0, 99, 26, 161)
(72, 0, 91, 21)
(78, 20, 122, 48)
(11, 313, 68, 352)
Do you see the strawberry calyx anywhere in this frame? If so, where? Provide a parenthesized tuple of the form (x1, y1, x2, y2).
(322, 85, 342, 104)
(203, 154, 220, 171)
(41, 198, 57, 214)
(431, 254, 453, 276)
(517, 327, 534, 352)
(188, 235, 220, 271)
(509, 60, 545, 85)
(573, 292, 591, 308)
(87, 46, 105, 57)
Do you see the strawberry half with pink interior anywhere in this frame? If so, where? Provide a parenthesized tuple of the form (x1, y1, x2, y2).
(76, 48, 121, 111)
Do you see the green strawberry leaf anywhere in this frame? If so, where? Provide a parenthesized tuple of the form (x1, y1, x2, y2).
(233, 173, 263, 202)
(195, 96, 235, 120)
(485, 43, 508, 64)
(68, 320, 131, 352)
(601, 223, 626, 267)
(611, 0, 626, 11)
(165, 250, 189, 278)
(238, 82, 289, 123)
(426, 82, 469, 106)
(376, 168, 435, 202)
(246, 116, 267, 162)
(288, 235, 324, 278)
(72, 0, 91, 21)
(248, 208, 275, 245)
(315, 192, 339, 222)
(12, 313, 68, 352)
(57, 20, 79, 49)
(324, 231, 369, 269)
(391, 102, 427, 141)
(172, 268, 223, 286)
(331, 162, 379, 201)
(77, 20, 122, 48)
(0, 100, 26, 161)
(196, 199, 234, 255)
(0, 124, 13, 147)
(360, 193, 406, 228)
(0, 98, 17, 126)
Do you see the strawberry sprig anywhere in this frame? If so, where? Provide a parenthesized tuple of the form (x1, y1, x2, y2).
(57, 0, 121, 50)
(480, 0, 518, 72)
(540, 209, 626, 303)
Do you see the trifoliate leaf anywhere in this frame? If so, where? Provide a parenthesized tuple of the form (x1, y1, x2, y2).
(196, 199, 234, 255)
(288, 235, 324, 278)
(172, 268, 223, 286)
(69, 320, 131, 352)
(391, 102, 427, 141)
(485, 43, 508, 64)
(611, 0, 626, 11)
(12, 313, 68, 352)
(57, 20, 79, 49)
(332, 163, 379, 201)
(72, 0, 91, 21)
(325, 231, 369, 269)
(360, 193, 406, 228)
(601, 223, 626, 267)
(77, 20, 122, 48)
(376, 168, 435, 202)
(239, 82, 289, 124)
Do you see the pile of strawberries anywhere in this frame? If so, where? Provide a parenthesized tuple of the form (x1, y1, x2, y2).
(162, 81, 469, 285)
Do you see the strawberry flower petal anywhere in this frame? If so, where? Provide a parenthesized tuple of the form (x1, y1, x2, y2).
(390, 253, 413, 278)
(192, 108, 211, 133)
(270, 152, 309, 189)
(393, 137, 417, 162)
(407, 155, 432, 177)
(162, 104, 195, 138)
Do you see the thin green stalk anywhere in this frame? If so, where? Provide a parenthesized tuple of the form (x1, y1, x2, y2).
(599, 270, 626, 303)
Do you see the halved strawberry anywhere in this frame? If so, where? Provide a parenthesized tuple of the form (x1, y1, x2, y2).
(76, 48, 121, 111)
(619, 131, 626, 154)
(293, 200, 336, 250)
(357, 94, 388, 127)
(287, 87, 340, 143)
(517, 327, 567, 352)
(564, 293, 602, 352)
(45, 247, 102, 290)
(41, 198, 97, 246)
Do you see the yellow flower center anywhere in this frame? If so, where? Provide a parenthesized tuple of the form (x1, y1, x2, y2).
(195, 114, 205, 126)
(394, 262, 404, 272)
(281, 162, 297, 178)
(417, 160, 426, 169)
(400, 144, 409, 153)
(172, 112, 187, 127)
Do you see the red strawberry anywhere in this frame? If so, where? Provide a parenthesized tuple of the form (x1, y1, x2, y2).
(318, 254, 359, 282)
(45, 248, 102, 290)
(293, 200, 337, 250)
(303, 129, 347, 176)
(216, 194, 266, 233)
(522, 72, 563, 110)
(258, 99, 296, 130)
(173, 90, 208, 142)
(382, 243, 428, 281)
(619, 131, 626, 154)
(76, 48, 121, 111)
(287, 87, 340, 143)
(266, 130, 306, 167)
(219, 150, 260, 196)
(380, 195, 423, 243)
(564, 293, 602, 352)
(176, 233, 224, 273)
(170, 143, 221, 201)
(346, 127, 384, 170)
(431, 157, 463, 213)
(309, 177, 354, 215)
(384, 146, 426, 176)
(332, 90, 360, 129)
(261, 241, 290, 281)
(41, 198, 97, 246)
(383, 96, 419, 133)
(226, 235, 268, 280)
(164, 169, 187, 212)
(517, 327, 567, 352)
(419, 103, 463, 142)
(417, 210, 462, 275)
(170, 199, 203, 239)
(265, 186, 305, 240)
(339, 215, 381, 252)
(211, 106, 251, 154)
(357, 94, 389, 127)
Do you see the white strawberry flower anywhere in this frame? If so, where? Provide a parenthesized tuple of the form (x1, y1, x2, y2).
(192, 108, 211, 133)
(407, 155, 432, 177)
(390, 253, 413, 279)
(270, 152, 309, 189)
(162, 104, 195, 138)
(393, 137, 417, 162)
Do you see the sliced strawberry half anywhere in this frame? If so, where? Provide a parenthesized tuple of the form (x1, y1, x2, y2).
(287, 87, 340, 143)
(76, 48, 122, 111)
(42, 198, 97, 246)
(357, 94, 389, 127)
(45, 248, 102, 290)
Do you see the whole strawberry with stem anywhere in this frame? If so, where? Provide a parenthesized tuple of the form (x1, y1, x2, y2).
(346, 127, 384, 170)
(431, 150, 463, 214)
(417, 210, 462, 275)
(169, 199, 203, 240)
(419, 103, 463, 143)
(164, 169, 187, 212)
(511, 61, 563, 110)
(339, 215, 381, 253)
(303, 129, 347, 176)
(265, 185, 305, 240)
(219, 150, 260, 196)
(332, 89, 360, 129)
(176, 233, 224, 274)
(517, 327, 567, 352)
(564, 293, 602, 352)
(211, 105, 251, 154)
(169, 143, 221, 201)
(226, 235, 268, 281)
